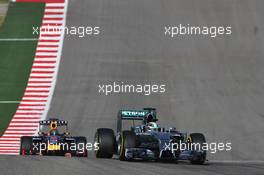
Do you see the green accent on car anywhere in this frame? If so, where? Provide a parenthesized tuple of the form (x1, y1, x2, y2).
(121, 110, 148, 118)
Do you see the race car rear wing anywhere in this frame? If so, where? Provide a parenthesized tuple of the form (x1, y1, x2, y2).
(120, 110, 148, 120)
(39, 118, 68, 126)
(117, 108, 157, 132)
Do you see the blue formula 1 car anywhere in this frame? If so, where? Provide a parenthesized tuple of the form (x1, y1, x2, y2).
(20, 118, 87, 157)
(94, 108, 207, 164)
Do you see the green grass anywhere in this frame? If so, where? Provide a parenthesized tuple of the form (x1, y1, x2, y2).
(0, 0, 8, 4)
(0, 16, 4, 27)
(0, 2, 44, 135)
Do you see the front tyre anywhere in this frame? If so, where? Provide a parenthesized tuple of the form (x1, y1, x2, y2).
(119, 130, 136, 161)
(20, 136, 32, 155)
(75, 136, 88, 157)
(94, 128, 115, 158)
(189, 133, 206, 165)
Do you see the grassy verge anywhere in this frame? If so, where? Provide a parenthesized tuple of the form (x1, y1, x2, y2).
(0, 16, 5, 27)
(0, 2, 45, 135)
(0, 0, 8, 4)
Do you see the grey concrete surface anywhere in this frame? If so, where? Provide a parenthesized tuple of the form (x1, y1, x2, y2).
(1, 0, 264, 174)
(1, 155, 264, 175)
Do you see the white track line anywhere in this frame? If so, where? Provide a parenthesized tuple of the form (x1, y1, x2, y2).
(0, 101, 20, 104)
(0, 38, 38, 41)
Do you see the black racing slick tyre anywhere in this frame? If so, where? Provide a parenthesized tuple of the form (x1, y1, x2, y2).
(189, 133, 206, 165)
(75, 136, 88, 157)
(20, 136, 32, 155)
(95, 128, 115, 158)
(119, 130, 136, 161)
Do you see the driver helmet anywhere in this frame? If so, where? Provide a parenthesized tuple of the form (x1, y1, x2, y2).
(49, 129, 59, 136)
(147, 122, 159, 131)
(145, 113, 154, 123)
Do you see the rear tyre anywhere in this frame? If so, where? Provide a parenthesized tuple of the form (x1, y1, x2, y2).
(20, 136, 32, 155)
(189, 133, 206, 165)
(75, 136, 88, 157)
(119, 130, 136, 161)
(95, 128, 115, 158)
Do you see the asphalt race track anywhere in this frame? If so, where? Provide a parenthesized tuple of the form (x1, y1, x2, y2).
(1, 0, 264, 174)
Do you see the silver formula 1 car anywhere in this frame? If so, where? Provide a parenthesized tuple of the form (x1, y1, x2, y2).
(94, 108, 207, 164)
